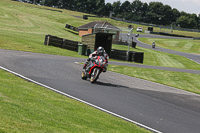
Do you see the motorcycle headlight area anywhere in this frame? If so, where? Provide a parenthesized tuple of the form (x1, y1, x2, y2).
(96, 60, 104, 66)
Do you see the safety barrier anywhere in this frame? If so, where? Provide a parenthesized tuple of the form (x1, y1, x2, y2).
(110, 49, 144, 63)
(65, 24, 79, 32)
(44, 35, 143, 63)
(113, 41, 137, 48)
(44, 35, 78, 51)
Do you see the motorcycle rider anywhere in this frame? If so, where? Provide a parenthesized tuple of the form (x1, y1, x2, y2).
(152, 41, 156, 48)
(83, 46, 109, 72)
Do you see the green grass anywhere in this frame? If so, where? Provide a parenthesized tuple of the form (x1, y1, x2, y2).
(0, 0, 89, 58)
(0, 1, 200, 132)
(0, 0, 89, 55)
(0, 29, 87, 58)
(138, 38, 200, 54)
(171, 29, 200, 38)
(108, 65, 200, 94)
(0, 1, 200, 131)
(0, 69, 151, 133)
(1, 0, 200, 56)
(112, 44, 200, 70)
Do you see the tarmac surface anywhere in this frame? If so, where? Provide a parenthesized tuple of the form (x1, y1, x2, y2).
(1, 49, 200, 133)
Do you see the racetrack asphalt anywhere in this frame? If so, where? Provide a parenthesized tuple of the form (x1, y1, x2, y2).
(0, 49, 200, 133)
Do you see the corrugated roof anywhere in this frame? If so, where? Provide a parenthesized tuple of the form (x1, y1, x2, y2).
(78, 21, 120, 30)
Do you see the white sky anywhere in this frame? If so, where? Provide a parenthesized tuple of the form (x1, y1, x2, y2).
(105, 0, 200, 15)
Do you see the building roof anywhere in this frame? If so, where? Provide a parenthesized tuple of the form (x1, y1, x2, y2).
(78, 21, 120, 31)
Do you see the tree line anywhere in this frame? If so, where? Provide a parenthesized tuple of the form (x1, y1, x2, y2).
(24, 0, 200, 29)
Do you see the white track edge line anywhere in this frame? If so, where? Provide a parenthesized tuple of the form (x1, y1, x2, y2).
(0, 66, 162, 133)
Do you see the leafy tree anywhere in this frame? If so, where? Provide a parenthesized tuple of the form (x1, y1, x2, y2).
(121, 0, 131, 13)
(120, 1, 131, 20)
(176, 13, 198, 28)
(171, 8, 180, 23)
(198, 14, 200, 29)
(112, 1, 122, 17)
(131, 0, 143, 15)
(161, 5, 173, 25)
(95, 0, 106, 16)
(140, 2, 148, 22)
(146, 2, 164, 24)
(86, 0, 96, 14)
(130, 0, 146, 22)
(176, 15, 190, 28)
(76, 0, 88, 12)
(103, 3, 113, 16)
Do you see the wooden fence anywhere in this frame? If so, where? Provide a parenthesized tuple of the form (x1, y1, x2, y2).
(65, 24, 79, 32)
(110, 49, 128, 61)
(110, 49, 144, 63)
(112, 41, 137, 48)
(44, 35, 78, 52)
(44, 35, 143, 63)
(83, 15, 97, 20)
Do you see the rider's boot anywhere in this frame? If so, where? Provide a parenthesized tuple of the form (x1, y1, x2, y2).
(83, 63, 87, 69)
(103, 67, 107, 72)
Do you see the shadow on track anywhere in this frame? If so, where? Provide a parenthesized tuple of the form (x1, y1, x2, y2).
(95, 81, 129, 88)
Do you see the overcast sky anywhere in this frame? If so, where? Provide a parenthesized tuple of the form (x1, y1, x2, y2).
(105, 0, 200, 15)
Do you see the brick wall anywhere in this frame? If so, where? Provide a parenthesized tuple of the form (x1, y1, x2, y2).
(79, 29, 93, 37)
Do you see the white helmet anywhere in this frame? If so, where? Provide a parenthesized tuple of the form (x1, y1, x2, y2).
(97, 47, 104, 55)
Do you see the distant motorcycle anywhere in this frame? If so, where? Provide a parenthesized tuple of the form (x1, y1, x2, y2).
(81, 56, 107, 83)
(135, 34, 139, 37)
(152, 42, 156, 48)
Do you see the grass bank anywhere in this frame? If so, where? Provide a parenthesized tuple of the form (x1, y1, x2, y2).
(0, 69, 151, 133)
(0, 29, 86, 58)
(1, 0, 200, 56)
(108, 65, 200, 95)
(0, 0, 86, 55)
(138, 38, 200, 54)
(112, 44, 200, 70)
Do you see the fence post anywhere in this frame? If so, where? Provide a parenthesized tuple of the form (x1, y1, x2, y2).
(63, 39, 65, 48)
(47, 35, 50, 46)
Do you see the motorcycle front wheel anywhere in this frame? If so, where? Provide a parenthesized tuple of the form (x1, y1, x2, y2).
(81, 71, 87, 80)
(90, 68, 100, 83)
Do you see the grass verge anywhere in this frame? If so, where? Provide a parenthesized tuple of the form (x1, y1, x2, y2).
(0, 69, 151, 133)
(0, 30, 86, 58)
(112, 44, 200, 70)
(1, 0, 200, 56)
(108, 65, 200, 95)
(138, 38, 200, 54)
(0, 1, 199, 132)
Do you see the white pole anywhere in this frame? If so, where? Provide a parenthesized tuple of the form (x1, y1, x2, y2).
(128, 28, 133, 53)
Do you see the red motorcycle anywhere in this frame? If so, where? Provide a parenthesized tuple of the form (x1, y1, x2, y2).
(81, 56, 107, 83)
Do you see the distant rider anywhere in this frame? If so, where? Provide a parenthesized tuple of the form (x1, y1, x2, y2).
(83, 46, 109, 72)
(152, 41, 156, 48)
